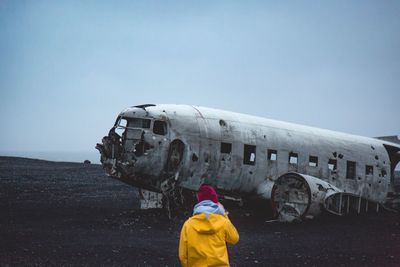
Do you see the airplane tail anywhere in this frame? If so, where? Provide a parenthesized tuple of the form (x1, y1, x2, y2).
(375, 135, 400, 145)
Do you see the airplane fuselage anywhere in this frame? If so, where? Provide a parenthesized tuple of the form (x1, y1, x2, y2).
(96, 104, 400, 219)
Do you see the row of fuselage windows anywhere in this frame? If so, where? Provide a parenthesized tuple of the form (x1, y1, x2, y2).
(220, 142, 384, 179)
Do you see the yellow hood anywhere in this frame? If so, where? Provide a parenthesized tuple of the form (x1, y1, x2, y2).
(191, 213, 225, 234)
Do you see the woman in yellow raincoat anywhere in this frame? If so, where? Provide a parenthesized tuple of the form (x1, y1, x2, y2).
(179, 185, 239, 267)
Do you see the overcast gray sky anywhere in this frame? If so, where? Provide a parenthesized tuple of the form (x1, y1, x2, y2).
(0, 1, 399, 162)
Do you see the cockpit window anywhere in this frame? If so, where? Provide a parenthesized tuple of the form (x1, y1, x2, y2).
(115, 117, 128, 136)
(115, 117, 151, 135)
(117, 118, 128, 128)
(127, 118, 151, 129)
(153, 120, 167, 135)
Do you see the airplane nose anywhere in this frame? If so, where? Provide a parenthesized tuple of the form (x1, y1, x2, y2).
(96, 127, 124, 175)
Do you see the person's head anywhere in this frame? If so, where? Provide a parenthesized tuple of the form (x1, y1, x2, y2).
(197, 184, 218, 203)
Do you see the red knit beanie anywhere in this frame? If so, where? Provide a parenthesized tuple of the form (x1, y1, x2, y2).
(197, 185, 218, 203)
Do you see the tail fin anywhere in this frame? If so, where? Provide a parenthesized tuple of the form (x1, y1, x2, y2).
(375, 135, 400, 145)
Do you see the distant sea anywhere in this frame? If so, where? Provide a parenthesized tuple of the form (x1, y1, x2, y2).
(0, 151, 100, 164)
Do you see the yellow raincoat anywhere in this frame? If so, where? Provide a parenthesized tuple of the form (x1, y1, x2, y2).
(179, 213, 239, 267)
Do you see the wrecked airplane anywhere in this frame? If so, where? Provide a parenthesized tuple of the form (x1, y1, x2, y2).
(96, 104, 400, 221)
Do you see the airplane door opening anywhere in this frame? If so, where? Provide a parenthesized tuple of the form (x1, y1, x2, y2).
(383, 144, 400, 192)
(395, 162, 400, 192)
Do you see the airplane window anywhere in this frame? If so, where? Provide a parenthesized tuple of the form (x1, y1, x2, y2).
(309, 156, 318, 167)
(268, 149, 277, 161)
(346, 161, 356, 179)
(243, 144, 256, 165)
(289, 152, 298, 165)
(127, 118, 151, 129)
(221, 142, 232, 154)
(328, 159, 337, 171)
(153, 120, 167, 135)
(366, 165, 374, 175)
(115, 117, 128, 136)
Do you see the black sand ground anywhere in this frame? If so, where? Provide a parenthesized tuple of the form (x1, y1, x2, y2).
(0, 156, 399, 266)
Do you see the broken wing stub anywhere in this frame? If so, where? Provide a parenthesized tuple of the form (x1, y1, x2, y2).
(271, 172, 385, 222)
(271, 172, 342, 222)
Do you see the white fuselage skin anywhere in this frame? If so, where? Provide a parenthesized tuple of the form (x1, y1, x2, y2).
(112, 104, 396, 205)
